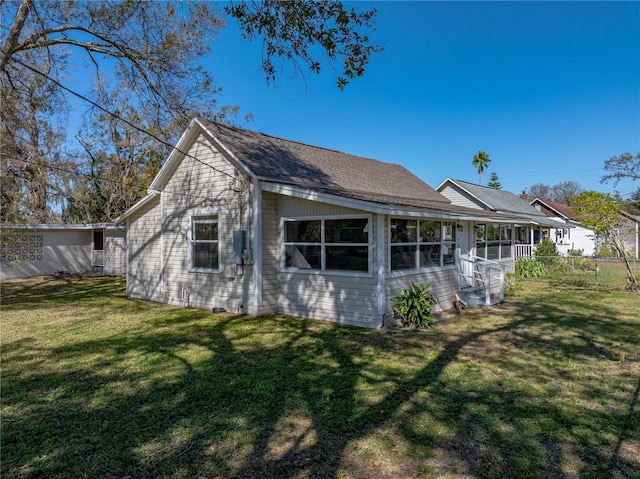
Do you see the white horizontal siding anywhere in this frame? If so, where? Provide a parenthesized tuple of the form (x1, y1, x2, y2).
(257, 191, 279, 315)
(278, 272, 381, 328)
(104, 230, 126, 276)
(439, 184, 485, 210)
(279, 196, 362, 217)
(159, 135, 255, 313)
(386, 267, 459, 315)
(128, 197, 163, 302)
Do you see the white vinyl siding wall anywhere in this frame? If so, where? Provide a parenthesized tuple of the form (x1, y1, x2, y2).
(127, 198, 163, 301)
(276, 196, 382, 328)
(104, 229, 126, 276)
(258, 191, 279, 315)
(158, 136, 254, 313)
(438, 184, 485, 210)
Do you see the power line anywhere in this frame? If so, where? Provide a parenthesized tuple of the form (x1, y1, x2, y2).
(0, 47, 235, 180)
(6, 156, 235, 204)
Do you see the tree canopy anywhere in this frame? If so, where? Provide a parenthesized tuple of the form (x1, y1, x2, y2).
(572, 190, 638, 289)
(0, 0, 382, 223)
(487, 172, 501, 189)
(472, 151, 491, 185)
(601, 152, 640, 186)
(527, 181, 584, 206)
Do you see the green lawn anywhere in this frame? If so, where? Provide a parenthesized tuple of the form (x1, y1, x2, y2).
(1, 276, 639, 479)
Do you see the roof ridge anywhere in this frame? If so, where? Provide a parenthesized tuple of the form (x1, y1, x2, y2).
(203, 119, 406, 169)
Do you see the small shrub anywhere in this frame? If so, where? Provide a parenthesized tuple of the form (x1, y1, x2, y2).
(580, 258, 593, 271)
(568, 249, 582, 257)
(597, 244, 616, 258)
(504, 271, 516, 297)
(549, 260, 570, 274)
(391, 283, 438, 328)
(535, 239, 559, 258)
(515, 257, 547, 279)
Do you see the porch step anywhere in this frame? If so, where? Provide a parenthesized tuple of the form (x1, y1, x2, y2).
(457, 287, 502, 308)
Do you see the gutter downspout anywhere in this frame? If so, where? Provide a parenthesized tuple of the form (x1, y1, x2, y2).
(377, 213, 385, 327)
(252, 178, 262, 310)
(160, 191, 165, 299)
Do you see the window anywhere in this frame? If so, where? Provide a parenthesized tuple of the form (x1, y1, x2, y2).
(390, 218, 456, 271)
(189, 213, 219, 272)
(475, 223, 512, 260)
(283, 217, 370, 273)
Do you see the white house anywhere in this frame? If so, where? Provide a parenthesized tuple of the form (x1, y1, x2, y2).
(528, 197, 596, 256)
(436, 179, 560, 258)
(118, 120, 549, 328)
(0, 223, 126, 280)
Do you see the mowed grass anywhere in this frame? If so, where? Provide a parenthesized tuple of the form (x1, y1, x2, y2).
(1, 277, 639, 479)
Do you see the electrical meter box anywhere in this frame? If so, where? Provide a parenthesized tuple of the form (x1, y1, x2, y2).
(233, 230, 246, 264)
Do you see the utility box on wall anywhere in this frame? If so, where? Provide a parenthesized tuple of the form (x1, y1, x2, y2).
(233, 230, 246, 265)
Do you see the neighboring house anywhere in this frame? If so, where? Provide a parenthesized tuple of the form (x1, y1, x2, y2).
(118, 119, 538, 328)
(436, 179, 560, 258)
(619, 211, 640, 259)
(0, 223, 126, 280)
(528, 197, 596, 256)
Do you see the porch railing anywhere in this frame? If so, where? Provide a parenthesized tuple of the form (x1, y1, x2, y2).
(458, 254, 506, 305)
(514, 244, 533, 258)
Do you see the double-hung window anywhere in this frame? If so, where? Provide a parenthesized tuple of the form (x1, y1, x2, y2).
(475, 223, 512, 260)
(189, 211, 219, 272)
(390, 218, 456, 271)
(283, 216, 370, 273)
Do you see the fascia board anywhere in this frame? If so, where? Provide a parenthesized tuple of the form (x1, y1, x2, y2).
(261, 182, 518, 222)
(530, 198, 569, 220)
(196, 119, 256, 180)
(0, 223, 92, 231)
(148, 118, 202, 191)
(115, 191, 160, 222)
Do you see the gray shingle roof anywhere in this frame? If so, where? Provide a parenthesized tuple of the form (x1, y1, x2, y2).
(200, 120, 452, 209)
(447, 179, 550, 219)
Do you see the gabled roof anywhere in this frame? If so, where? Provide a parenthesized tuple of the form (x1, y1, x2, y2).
(530, 198, 576, 221)
(198, 120, 452, 209)
(621, 210, 640, 222)
(436, 178, 556, 225)
(121, 119, 548, 223)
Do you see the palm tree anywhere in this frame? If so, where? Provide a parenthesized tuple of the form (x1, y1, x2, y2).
(472, 151, 491, 185)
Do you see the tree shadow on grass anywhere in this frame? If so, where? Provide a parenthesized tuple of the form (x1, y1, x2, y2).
(2, 280, 639, 478)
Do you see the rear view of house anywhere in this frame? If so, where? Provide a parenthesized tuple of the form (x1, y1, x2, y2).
(0, 223, 126, 280)
(119, 120, 535, 327)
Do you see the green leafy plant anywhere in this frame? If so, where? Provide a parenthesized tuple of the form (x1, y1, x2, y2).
(504, 271, 516, 297)
(515, 257, 547, 279)
(567, 249, 582, 257)
(391, 283, 438, 328)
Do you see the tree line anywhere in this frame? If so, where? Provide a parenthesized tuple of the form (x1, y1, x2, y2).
(1, 0, 381, 223)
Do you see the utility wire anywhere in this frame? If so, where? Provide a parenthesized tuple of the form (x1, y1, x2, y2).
(7, 156, 232, 204)
(0, 47, 235, 180)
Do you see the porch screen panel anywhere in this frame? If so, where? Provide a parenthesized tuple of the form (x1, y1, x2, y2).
(391, 218, 457, 271)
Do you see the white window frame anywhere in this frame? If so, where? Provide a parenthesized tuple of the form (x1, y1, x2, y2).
(188, 207, 221, 273)
(280, 214, 373, 277)
(474, 223, 514, 261)
(388, 218, 458, 276)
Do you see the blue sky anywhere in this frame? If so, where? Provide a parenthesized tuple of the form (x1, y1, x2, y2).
(206, 1, 640, 199)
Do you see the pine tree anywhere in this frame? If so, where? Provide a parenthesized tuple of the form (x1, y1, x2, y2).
(488, 172, 502, 189)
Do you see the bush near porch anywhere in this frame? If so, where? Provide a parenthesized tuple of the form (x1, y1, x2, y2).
(2, 276, 639, 479)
